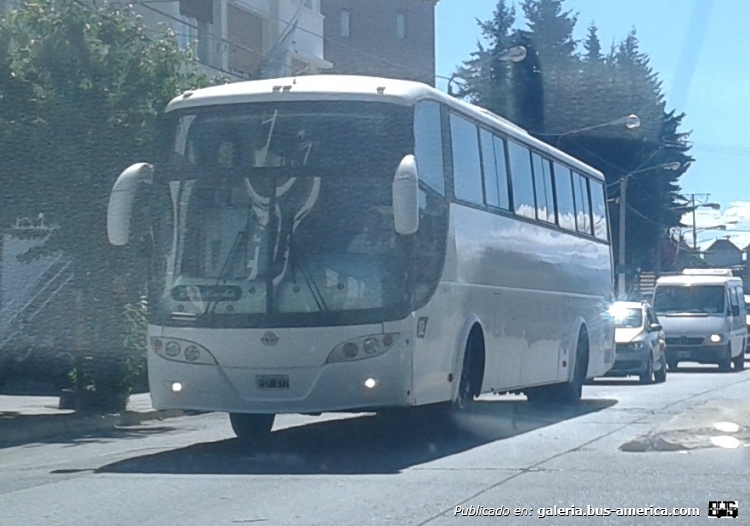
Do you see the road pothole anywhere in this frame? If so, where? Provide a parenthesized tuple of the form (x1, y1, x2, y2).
(620, 399, 750, 452)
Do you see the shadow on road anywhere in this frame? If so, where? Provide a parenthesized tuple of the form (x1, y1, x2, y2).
(97, 397, 616, 476)
(0, 414, 179, 450)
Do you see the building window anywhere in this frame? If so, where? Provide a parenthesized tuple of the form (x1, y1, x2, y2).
(341, 9, 350, 37)
(397, 12, 406, 39)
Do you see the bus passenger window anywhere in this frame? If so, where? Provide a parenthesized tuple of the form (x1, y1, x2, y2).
(493, 135, 510, 210)
(589, 179, 609, 241)
(480, 129, 500, 208)
(532, 153, 556, 224)
(573, 172, 592, 235)
(554, 163, 576, 231)
(450, 113, 483, 205)
(507, 140, 535, 220)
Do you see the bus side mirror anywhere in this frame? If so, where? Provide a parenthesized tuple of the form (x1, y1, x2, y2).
(392, 155, 419, 236)
(107, 163, 153, 246)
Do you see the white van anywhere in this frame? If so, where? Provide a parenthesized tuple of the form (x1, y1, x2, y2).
(653, 269, 747, 372)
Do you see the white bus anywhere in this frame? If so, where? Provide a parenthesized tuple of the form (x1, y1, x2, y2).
(107, 75, 615, 441)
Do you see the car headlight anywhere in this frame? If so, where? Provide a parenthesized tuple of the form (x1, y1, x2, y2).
(327, 334, 399, 363)
(709, 334, 723, 344)
(630, 341, 645, 351)
(151, 337, 217, 365)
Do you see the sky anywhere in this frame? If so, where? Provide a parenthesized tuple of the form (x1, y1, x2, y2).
(434, 0, 750, 251)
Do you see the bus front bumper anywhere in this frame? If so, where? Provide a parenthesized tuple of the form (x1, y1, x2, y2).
(148, 350, 412, 415)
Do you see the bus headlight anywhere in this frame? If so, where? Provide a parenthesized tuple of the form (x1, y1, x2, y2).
(327, 333, 399, 363)
(150, 337, 217, 365)
(709, 334, 723, 344)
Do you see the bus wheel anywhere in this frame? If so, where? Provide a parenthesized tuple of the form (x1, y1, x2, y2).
(229, 413, 275, 443)
(451, 326, 485, 414)
(556, 330, 589, 404)
(527, 330, 588, 405)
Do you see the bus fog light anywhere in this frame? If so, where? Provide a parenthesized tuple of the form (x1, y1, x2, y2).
(171, 382, 183, 393)
(152, 338, 164, 351)
(363, 337, 380, 354)
(165, 341, 180, 357)
(364, 378, 379, 390)
(710, 334, 723, 343)
(184, 345, 201, 361)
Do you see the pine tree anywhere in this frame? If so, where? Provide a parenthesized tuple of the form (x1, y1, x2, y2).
(452, 0, 516, 120)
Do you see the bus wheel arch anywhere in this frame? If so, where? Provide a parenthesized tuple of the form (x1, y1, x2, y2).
(452, 318, 486, 406)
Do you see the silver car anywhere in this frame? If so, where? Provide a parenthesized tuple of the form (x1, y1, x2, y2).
(606, 301, 667, 384)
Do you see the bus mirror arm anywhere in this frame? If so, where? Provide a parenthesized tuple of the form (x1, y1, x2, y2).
(392, 155, 420, 236)
(107, 162, 154, 246)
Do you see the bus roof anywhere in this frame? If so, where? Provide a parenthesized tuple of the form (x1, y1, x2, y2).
(166, 75, 604, 181)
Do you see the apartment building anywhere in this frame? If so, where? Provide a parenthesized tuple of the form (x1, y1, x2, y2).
(320, 0, 439, 86)
(133, 0, 331, 80)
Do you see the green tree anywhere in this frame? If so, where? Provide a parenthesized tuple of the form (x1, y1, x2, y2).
(453, 0, 517, 120)
(0, 0, 221, 408)
(454, 0, 693, 280)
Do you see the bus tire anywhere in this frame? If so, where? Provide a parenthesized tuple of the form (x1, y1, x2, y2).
(229, 413, 275, 444)
(527, 328, 588, 405)
(451, 325, 486, 414)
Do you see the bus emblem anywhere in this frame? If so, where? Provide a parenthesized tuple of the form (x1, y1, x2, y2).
(261, 332, 279, 346)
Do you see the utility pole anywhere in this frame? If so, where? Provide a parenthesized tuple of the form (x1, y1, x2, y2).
(618, 176, 628, 299)
(692, 194, 698, 251)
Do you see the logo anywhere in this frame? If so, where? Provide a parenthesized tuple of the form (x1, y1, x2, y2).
(708, 501, 738, 518)
(261, 331, 279, 346)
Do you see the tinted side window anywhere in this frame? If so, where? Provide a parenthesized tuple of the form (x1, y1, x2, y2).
(554, 163, 576, 231)
(507, 140, 535, 219)
(573, 172, 592, 235)
(532, 153, 556, 224)
(589, 179, 609, 241)
(450, 114, 483, 205)
(480, 129, 500, 208)
(414, 101, 445, 195)
(493, 136, 510, 210)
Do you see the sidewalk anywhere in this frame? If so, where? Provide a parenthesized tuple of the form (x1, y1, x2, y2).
(0, 392, 187, 446)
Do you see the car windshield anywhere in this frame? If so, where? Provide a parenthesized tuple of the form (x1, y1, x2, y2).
(612, 308, 643, 329)
(653, 285, 726, 314)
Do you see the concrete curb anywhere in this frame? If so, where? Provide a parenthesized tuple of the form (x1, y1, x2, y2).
(0, 409, 187, 447)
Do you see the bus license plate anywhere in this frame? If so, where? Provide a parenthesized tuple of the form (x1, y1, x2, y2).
(256, 375, 290, 389)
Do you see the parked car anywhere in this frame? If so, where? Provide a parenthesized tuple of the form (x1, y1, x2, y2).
(605, 301, 667, 384)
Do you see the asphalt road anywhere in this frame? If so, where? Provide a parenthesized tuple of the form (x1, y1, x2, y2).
(1, 363, 749, 526)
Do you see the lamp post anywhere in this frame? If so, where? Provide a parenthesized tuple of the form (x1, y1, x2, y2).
(446, 46, 527, 96)
(617, 161, 682, 299)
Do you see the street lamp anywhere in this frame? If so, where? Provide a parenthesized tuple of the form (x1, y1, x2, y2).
(617, 161, 683, 299)
(447, 46, 527, 96)
(552, 114, 641, 146)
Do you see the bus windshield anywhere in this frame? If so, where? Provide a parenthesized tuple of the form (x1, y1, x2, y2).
(653, 285, 726, 315)
(148, 101, 426, 328)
